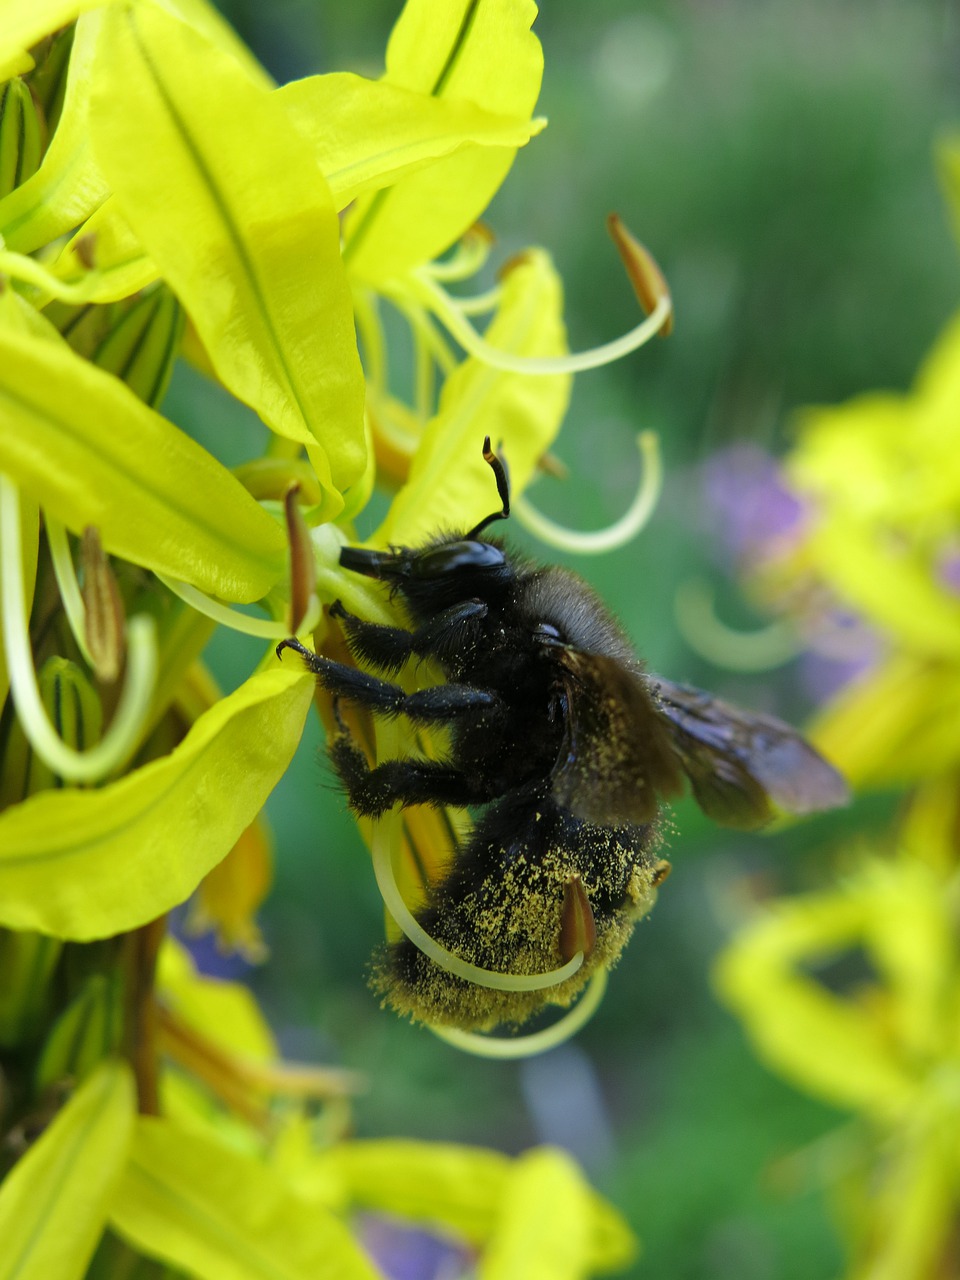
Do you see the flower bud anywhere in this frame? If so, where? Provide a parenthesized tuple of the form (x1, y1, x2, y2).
(2, 657, 104, 800)
(34, 973, 123, 1092)
(25, 25, 73, 135)
(0, 78, 44, 198)
(92, 284, 185, 407)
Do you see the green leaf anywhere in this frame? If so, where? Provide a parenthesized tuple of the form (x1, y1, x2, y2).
(0, 14, 109, 254)
(0, 324, 286, 602)
(89, 3, 365, 513)
(278, 71, 544, 212)
(0, 667, 313, 939)
(0, 1058, 135, 1280)
(343, 0, 543, 282)
(109, 1116, 378, 1280)
(377, 249, 570, 546)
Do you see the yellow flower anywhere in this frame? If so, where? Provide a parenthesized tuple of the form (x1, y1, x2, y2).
(715, 782, 960, 1279)
(0, 2, 663, 1275)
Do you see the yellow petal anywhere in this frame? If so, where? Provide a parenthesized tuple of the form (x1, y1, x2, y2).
(47, 196, 158, 303)
(343, 0, 543, 281)
(0, 667, 313, 938)
(0, 1059, 135, 1280)
(0, 324, 286, 602)
(329, 1139, 510, 1245)
(187, 817, 272, 960)
(279, 71, 544, 212)
(0, 0, 110, 79)
(323, 1139, 635, 1272)
(89, 4, 365, 511)
(109, 1116, 378, 1280)
(377, 248, 570, 545)
(859, 859, 954, 1063)
(0, 13, 108, 254)
(714, 887, 916, 1120)
(157, 936, 276, 1062)
(809, 653, 960, 787)
(481, 1148, 635, 1280)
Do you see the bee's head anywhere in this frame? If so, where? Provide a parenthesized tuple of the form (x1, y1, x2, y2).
(339, 437, 516, 608)
(340, 535, 515, 614)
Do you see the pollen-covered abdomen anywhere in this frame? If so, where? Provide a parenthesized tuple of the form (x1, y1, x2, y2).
(370, 791, 665, 1031)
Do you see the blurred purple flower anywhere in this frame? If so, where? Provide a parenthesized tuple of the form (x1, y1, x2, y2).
(700, 443, 807, 570)
(937, 543, 960, 596)
(168, 903, 254, 981)
(359, 1213, 474, 1280)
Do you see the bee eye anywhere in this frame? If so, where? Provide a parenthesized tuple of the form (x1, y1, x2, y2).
(533, 622, 564, 645)
(413, 541, 507, 577)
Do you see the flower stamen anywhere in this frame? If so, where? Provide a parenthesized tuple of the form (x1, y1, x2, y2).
(513, 431, 662, 554)
(45, 514, 95, 668)
(156, 574, 320, 641)
(405, 216, 673, 377)
(421, 224, 495, 282)
(372, 806, 585, 993)
(428, 971, 608, 1059)
(674, 578, 801, 671)
(1, 475, 157, 782)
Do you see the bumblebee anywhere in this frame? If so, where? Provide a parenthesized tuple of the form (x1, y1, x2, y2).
(279, 440, 847, 1031)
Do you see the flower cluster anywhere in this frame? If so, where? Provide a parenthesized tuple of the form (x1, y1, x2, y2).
(0, 0, 671, 1273)
(714, 136, 960, 1278)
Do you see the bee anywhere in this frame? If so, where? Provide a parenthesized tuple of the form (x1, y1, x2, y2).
(278, 439, 848, 1031)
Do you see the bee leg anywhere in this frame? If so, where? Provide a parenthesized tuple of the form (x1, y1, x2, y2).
(410, 600, 488, 666)
(329, 735, 490, 816)
(279, 641, 500, 723)
(330, 599, 488, 673)
(329, 601, 414, 674)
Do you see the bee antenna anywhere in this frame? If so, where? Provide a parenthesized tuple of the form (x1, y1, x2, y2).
(467, 436, 511, 539)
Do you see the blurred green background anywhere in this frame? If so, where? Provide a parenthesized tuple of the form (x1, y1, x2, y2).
(164, 2, 960, 1276)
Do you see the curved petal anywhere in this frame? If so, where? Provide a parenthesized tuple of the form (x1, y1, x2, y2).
(279, 71, 543, 212)
(0, 1059, 135, 1280)
(714, 885, 917, 1120)
(0, 325, 286, 601)
(89, 4, 365, 510)
(343, 0, 543, 281)
(109, 1117, 378, 1280)
(0, 0, 111, 79)
(377, 249, 570, 545)
(0, 13, 109, 253)
(0, 667, 313, 939)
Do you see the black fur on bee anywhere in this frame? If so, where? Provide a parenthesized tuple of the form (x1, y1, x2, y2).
(278, 439, 848, 1031)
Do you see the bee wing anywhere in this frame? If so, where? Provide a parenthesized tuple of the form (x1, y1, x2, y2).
(552, 651, 686, 826)
(648, 677, 850, 829)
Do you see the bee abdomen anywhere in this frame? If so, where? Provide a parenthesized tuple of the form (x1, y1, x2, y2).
(370, 797, 665, 1030)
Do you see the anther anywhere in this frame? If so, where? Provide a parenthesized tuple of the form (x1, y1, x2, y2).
(560, 875, 597, 962)
(607, 213, 673, 337)
(81, 526, 125, 683)
(284, 482, 315, 634)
